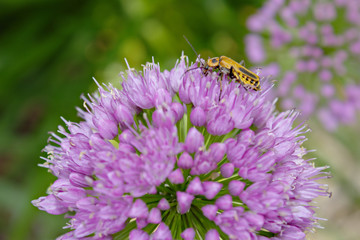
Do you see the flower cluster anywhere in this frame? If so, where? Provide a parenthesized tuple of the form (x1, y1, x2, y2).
(245, 0, 360, 131)
(32, 54, 329, 239)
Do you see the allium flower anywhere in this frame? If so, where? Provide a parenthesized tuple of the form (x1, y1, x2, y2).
(245, 0, 360, 131)
(32, 54, 330, 239)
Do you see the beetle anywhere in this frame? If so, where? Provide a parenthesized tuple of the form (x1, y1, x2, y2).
(183, 36, 261, 91)
(205, 56, 261, 91)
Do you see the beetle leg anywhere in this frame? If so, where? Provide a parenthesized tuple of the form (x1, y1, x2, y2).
(230, 66, 241, 83)
(229, 66, 238, 82)
(218, 71, 223, 91)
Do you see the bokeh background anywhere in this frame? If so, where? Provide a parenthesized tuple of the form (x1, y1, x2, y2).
(0, 0, 359, 239)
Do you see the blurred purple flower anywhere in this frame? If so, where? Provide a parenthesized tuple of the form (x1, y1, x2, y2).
(32, 55, 329, 239)
(246, 0, 360, 131)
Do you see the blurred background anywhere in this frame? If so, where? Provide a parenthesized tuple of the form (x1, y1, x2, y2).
(0, 0, 359, 239)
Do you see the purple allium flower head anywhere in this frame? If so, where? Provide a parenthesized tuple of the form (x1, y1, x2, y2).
(246, 0, 360, 131)
(32, 54, 329, 239)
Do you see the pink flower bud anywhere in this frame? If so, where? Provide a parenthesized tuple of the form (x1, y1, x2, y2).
(181, 228, 195, 240)
(205, 229, 220, 240)
(203, 181, 222, 200)
(186, 177, 204, 195)
(228, 180, 245, 196)
(184, 127, 204, 153)
(147, 208, 162, 224)
(190, 107, 206, 126)
(220, 163, 234, 178)
(202, 205, 218, 220)
(158, 198, 170, 210)
(168, 169, 184, 184)
(178, 152, 194, 169)
(176, 191, 195, 214)
(114, 104, 134, 126)
(171, 102, 185, 122)
(215, 195, 233, 210)
(129, 229, 149, 240)
(129, 199, 148, 218)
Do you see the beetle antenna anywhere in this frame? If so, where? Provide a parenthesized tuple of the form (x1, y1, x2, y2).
(180, 66, 204, 79)
(183, 35, 199, 58)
